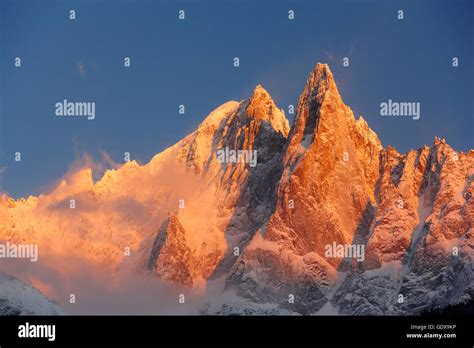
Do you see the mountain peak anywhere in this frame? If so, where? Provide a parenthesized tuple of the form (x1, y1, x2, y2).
(196, 101, 240, 133)
(313, 62, 332, 78)
(295, 62, 343, 124)
(252, 84, 268, 95)
(245, 85, 289, 137)
(304, 62, 339, 103)
(433, 136, 447, 146)
(286, 62, 345, 152)
(247, 84, 274, 111)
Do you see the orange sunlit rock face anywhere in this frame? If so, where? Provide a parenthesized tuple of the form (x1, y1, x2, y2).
(0, 63, 472, 315)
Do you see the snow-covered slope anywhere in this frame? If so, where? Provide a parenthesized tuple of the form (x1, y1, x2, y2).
(0, 273, 63, 315)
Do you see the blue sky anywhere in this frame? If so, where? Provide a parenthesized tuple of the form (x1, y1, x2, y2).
(1, 0, 473, 198)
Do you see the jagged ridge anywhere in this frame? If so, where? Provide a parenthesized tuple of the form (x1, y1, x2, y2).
(0, 63, 472, 315)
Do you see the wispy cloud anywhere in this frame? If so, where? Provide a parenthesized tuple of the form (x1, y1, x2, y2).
(76, 62, 86, 79)
(98, 147, 121, 170)
(323, 40, 359, 65)
(323, 50, 335, 63)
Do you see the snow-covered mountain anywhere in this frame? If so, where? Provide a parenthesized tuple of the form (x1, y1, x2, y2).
(0, 273, 63, 315)
(0, 63, 472, 315)
(224, 64, 473, 315)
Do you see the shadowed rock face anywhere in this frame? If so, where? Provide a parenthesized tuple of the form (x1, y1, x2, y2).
(0, 63, 472, 315)
(148, 214, 195, 286)
(147, 85, 291, 285)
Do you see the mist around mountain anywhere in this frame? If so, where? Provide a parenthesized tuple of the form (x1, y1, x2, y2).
(0, 63, 472, 315)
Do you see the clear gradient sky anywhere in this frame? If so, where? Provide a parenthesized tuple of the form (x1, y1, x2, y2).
(1, 0, 473, 198)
